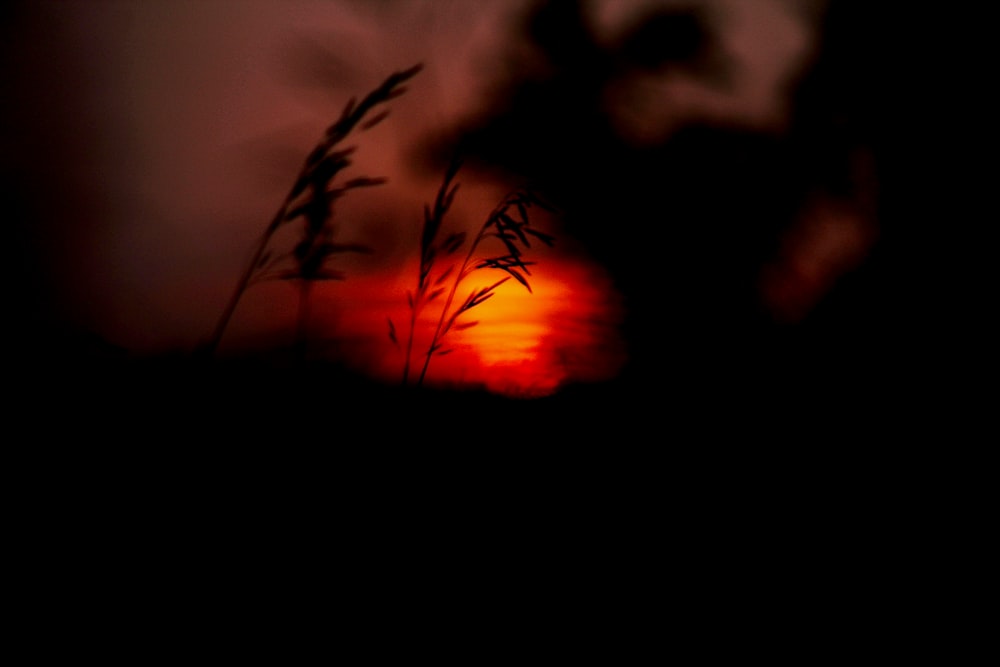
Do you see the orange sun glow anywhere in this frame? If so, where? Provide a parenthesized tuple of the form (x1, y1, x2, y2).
(311, 254, 627, 398)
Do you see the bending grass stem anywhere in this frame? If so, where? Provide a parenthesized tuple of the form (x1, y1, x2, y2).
(415, 194, 513, 387)
(204, 204, 289, 356)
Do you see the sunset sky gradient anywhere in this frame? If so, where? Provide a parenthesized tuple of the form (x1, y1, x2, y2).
(5, 0, 917, 400)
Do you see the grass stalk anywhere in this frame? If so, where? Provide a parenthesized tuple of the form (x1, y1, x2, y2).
(204, 63, 423, 357)
(391, 159, 556, 387)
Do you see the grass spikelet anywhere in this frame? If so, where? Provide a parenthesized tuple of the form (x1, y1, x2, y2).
(205, 64, 422, 356)
(390, 157, 556, 387)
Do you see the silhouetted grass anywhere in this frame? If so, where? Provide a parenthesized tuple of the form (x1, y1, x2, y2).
(390, 157, 555, 387)
(202, 62, 556, 393)
(205, 63, 422, 357)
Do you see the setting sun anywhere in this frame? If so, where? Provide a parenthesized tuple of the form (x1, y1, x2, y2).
(310, 254, 626, 398)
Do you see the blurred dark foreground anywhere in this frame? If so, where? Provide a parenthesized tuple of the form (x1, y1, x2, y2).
(9, 321, 959, 452)
(8, 325, 986, 652)
(7, 278, 985, 655)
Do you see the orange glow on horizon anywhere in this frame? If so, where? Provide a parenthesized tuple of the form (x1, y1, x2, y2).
(309, 253, 627, 398)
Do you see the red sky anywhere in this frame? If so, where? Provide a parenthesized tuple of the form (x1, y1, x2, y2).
(8, 0, 879, 398)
